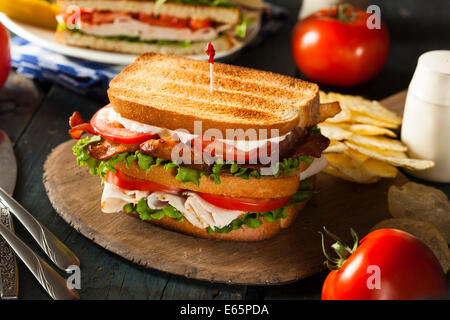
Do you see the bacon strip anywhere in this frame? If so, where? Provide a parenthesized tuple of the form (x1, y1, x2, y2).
(289, 133, 330, 158)
(68, 111, 96, 139)
(85, 123, 328, 170)
(140, 138, 179, 161)
(140, 138, 210, 171)
(316, 102, 341, 124)
(88, 140, 139, 161)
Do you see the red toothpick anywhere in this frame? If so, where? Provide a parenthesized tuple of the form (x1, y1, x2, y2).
(206, 42, 215, 92)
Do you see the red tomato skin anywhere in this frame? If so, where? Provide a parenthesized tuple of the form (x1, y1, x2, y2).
(105, 170, 182, 193)
(138, 13, 188, 29)
(321, 229, 446, 300)
(189, 18, 212, 30)
(0, 23, 11, 90)
(197, 192, 290, 213)
(291, 9, 390, 87)
(90, 106, 158, 144)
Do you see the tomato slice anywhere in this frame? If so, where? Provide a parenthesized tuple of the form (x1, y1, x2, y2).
(189, 18, 212, 30)
(138, 13, 189, 29)
(90, 106, 158, 144)
(90, 11, 131, 25)
(197, 192, 291, 213)
(106, 170, 182, 193)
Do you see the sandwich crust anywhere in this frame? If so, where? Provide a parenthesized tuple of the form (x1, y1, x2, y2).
(57, 0, 241, 25)
(125, 177, 315, 241)
(108, 53, 320, 136)
(56, 29, 235, 55)
(115, 160, 311, 198)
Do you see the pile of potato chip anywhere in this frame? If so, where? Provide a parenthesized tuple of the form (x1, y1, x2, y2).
(372, 182, 450, 273)
(319, 91, 435, 183)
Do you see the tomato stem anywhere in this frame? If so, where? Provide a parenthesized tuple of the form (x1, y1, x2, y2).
(329, 4, 357, 23)
(320, 227, 360, 270)
(319, 231, 340, 270)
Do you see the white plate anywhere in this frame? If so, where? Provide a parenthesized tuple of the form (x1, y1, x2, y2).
(0, 13, 260, 65)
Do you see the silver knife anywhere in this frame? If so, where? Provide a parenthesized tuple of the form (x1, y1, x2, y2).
(0, 222, 79, 300)
(0, 130, 19, 299)
(0, 187, 80, 271)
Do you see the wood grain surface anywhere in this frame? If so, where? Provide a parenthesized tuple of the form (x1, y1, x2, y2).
(42, 91, 408, 285)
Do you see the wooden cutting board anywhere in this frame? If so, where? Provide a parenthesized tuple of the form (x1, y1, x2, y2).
(43, 91, 408, 285)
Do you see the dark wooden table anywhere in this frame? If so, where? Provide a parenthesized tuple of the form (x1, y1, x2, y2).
(0, 0, 449, 300)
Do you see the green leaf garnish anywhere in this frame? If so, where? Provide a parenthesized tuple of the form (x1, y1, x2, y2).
(235, 13, 252, 37)
(175, 166, 201, 187)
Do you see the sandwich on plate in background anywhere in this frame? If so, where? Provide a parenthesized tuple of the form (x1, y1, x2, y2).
(68, 53, 340, 241)
(55, 0, 262, 55)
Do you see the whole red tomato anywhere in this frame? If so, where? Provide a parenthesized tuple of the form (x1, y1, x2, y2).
(0, 22, 11, 90)
(321, 228, 446, 300)
(291, 5, 390, 87)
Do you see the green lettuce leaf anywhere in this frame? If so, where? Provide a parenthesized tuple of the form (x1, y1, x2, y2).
(73, 136, 314, 187)
(235, 13, 252, 38)
(311, 126, 321, 134)
(125, 198, 185, 222)
(175, 166, 201, 187)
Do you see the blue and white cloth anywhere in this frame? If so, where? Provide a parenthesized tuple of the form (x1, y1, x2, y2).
(11, 37, 119, 95)
(10, 3, 289, 95)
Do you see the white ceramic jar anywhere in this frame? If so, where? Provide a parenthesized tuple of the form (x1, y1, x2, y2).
(401, 50, 450, 182)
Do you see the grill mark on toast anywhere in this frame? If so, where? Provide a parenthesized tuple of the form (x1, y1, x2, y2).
(110, 77, 298, 122)
(134, 57, 318, 97)
(110, 89, 286, 124)
(108, 53, 321, 132)
(118, 69, 311, 111)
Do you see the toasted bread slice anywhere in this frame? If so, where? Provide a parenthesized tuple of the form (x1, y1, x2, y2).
(57, 0, 240, 25)
(108, 53, 320, 136)
(56, 28, 235, 55)
(115, 159, 311, 199)
(234, 0, 265, 10)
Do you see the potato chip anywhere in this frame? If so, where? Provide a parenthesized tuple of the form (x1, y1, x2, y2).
(331, 123, 351, 130)
(319, 90, 327, 101)
(325, 108, 352, 123)
(345, 142, 434, 170)
(348, 134, 408, 152)
(323, 165, 357, 182)
(319, 91, 434, 183)
(323, 165, 380, 183)
(350, 113, 399, 129)
(324, 153, 379, 183)
(345, 148, 370, 164)
(345, 141, 406, 158)
(318, 123, 352, 140)
(348, 124, 397, 138)
(371, 218, 450, 273)
(388, 182, 450, 244)
(320, 91, 353, 123)
(326, 92, 402, 125)
(324, 140, 348, 153)
(361, 159, 398, 178)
